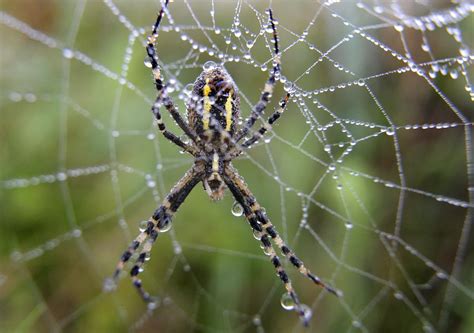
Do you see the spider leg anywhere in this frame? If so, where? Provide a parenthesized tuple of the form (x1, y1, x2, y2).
(146, 0, 199, 144)
(107, 166, 203, 302)
(241, 92, 290, 148)
(235, 8, 281, 143)
(224, 166, 340, 297)
(151, 92, 196, 155)
(223, 170, 309, 324)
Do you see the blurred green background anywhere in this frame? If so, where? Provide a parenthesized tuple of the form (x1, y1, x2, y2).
(1, 1, 473, 332)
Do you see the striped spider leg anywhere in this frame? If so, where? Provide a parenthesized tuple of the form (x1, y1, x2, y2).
(223, 165, 340, 325)
(145, 0, 199, 151)
(105, 166, 203, 302)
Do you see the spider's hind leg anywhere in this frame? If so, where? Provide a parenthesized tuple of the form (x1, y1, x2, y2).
(255, 208, 341, 297)
(224, 166, 341, 297)
(106, 166, 202, 303)
(224, 168, 316, 325)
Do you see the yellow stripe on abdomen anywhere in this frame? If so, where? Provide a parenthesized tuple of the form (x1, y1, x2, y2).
(225, 91, 233, 131)
(203, 79, 211, 130)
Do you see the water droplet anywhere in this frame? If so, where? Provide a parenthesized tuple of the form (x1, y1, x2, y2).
(147, 179, 156, 188)
(440, 65, 448, 76)
(423, 323, 434, 333)
(284, 82, 294, 92)
(252, 315, 262, 326)
(386, 128, 395, 136)
(300, 304, 313, 323)
(253, 229, 261, 240)
(345, 222, 353, 229)
(63, 48, 74, 59)
(173, 243, 182, 255)
(262, 246, 273, 256)
(139, 220, 149, 232)
(449, 69, 458, 79)
(203, 61, 217, 71)
(357, 79, 365, 86)
(147, 297, 160, 310)
(9, 92, 22, 102)
(56, 172, 67, 181)
(184, 83, 194, 93)
(393, 291, 403, 300)
(144, 56, 153, 68)
(394, 24, 404, 32)
(231, 202, 244, 217)
(280, 292, 296, 310)
(72, 229, 82, 237)
(159, 220, 172, 232)
(459, 45, 469, 57)
(103, 278, 117, 292)
(180, 134, 190, 144)
(147, 133, 155, 140)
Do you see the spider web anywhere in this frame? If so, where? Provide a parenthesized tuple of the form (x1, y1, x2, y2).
(1, 0, 473, 332)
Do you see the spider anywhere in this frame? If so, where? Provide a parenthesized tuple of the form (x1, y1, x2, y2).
(107, 0, 340, 325)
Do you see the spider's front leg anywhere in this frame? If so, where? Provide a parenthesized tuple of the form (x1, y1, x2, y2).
(106, 166, 203, 303)
(235, 9, 281, 143)
(146, 0, 199, 148)
(241, 92, 290, 148)
(223, 165, 340, 324)
(151, 92, 196, 155)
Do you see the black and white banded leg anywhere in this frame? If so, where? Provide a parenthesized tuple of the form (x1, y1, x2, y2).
(241, 93, 290, 148)
(106, 167, 202, 303)
(236, 9, 281, 142)
(146, 0, 199, 147)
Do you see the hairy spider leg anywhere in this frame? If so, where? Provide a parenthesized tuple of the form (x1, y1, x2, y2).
(110, 167, 203, 301)
(151, 90, 196, 155)
(146, 0, 199, 146)
(223, 170, 310, 325)
(225, 165, 340, 297)
(241, 92, 290, 148)
(236, 9, 281, 142)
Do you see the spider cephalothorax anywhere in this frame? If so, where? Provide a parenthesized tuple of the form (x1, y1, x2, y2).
(108, 0, 340, 325)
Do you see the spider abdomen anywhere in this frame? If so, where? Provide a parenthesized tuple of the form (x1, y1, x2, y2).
(188, 63, 240, 140)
